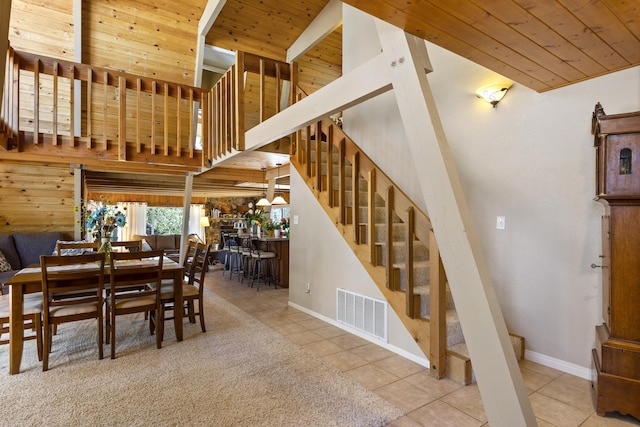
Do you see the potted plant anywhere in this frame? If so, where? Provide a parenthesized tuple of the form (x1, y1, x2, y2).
(263, 219, 281, 237)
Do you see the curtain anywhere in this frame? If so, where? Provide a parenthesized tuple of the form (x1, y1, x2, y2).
(189, 204, 206, 240)
(117, 202, 147, 241)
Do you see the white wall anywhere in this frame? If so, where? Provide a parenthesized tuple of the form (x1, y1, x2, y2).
(290, 4, 640, 377)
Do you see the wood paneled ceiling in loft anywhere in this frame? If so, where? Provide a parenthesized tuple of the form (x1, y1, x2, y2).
(208, 0, 639, 94)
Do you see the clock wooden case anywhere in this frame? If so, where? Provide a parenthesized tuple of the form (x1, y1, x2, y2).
(591, 102, 640, 420)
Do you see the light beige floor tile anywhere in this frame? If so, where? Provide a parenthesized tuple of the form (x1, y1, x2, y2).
(297, 317, 331, 330)
(581, 412, 640, 426)
(268, 322, 308, 335)
(329, 333, 371, 350)
(284, 330, 325, 345)
(301, 339, 345, 357)
(520, 365, 555, 393)
(406, 401, 484, 427)
(403, 370, 463, 399)
(321, 350, 369, 372)
(348, 342, 396, 362)
(529, 392, 592, 426)
(313, 324, 349, 339)
(343, 364, 400, 390)
(387, 415, 423, 427)
(519, 359, 564, 378)
(373, 354, 426, 379)
(440, 384, 487, 423)
(538, 373, 595, 413)
(375, 379, 438, 413)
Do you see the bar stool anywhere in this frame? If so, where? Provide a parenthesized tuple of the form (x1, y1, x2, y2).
(249, 243, 277, 291)
(221, 233, 238, 277)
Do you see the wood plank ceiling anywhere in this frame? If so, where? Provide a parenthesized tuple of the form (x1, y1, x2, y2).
(9, 0, 640, 199)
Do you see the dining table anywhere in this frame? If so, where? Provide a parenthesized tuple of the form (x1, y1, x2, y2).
(5, 256, 185, 374)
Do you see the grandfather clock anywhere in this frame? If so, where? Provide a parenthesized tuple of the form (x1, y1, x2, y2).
(591, 102, 640, 419)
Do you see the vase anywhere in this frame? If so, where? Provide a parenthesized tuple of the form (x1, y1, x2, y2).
(267, 229, 274, 238)
(274, 229, 281, 238)
(98, 237, 113, 263)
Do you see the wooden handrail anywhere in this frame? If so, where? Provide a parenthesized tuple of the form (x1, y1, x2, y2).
(291, 100, 448, 378)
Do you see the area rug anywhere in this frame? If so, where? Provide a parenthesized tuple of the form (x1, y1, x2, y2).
(0, 289, 403, 426)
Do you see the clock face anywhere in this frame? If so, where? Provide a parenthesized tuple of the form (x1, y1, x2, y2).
(248, 202, 254, 208)
(247, 209, 254, 215)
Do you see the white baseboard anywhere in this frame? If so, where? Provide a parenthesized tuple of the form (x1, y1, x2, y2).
(524, 349, 592, 380)
(288, 302, 593, 381)
(288, 301, 430, 369)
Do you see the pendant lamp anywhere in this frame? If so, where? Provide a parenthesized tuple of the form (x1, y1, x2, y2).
(256, 167, 271, 207)
(271, 163, 287, 205)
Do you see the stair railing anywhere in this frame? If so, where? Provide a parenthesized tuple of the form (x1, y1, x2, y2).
(291, 94, 448, 378)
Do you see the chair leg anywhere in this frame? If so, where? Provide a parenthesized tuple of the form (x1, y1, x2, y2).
(110, 313, 116, 360)
(34, 314, 43, 362)
(97, 313, 104, 360)
(198, 297, 206, 333)
(43, 323, 52, 371)
(155, 309, 163, 349)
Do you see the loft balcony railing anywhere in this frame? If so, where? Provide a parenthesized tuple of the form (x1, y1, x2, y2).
(1, 45, 297, 173)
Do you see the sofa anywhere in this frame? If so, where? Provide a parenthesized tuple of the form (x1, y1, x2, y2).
(0, 231, 67, 293)
(133, 234, 181, 257)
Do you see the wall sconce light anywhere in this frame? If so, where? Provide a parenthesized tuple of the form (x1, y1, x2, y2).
(271, 163, 287, 205)
(476, 83, 512, 108)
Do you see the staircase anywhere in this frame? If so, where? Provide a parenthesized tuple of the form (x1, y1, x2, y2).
(291, 117, 524, 384)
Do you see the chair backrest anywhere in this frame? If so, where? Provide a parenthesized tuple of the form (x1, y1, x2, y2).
(56, 241, 100, 256)
(110, 240, 143, 252)
(188, 243, 210, 296)
(108, 250, 164, 300)
(40, 253, 106, 312)
(182, 239, 198, 276)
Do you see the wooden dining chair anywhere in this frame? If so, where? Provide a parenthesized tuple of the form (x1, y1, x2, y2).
(0, 290, 43, 363)
(157, 243, 210, 340)
(106, 250, 164, 359)
(110, 240, 143, 252)
(40, 252, 106, 371)
(56, 241, 99, 255)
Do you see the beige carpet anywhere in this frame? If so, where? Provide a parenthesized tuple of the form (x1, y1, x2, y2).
(0, 289, 403, 426)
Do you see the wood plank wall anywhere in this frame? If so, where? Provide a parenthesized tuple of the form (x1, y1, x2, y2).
(86, 192, 206, 208)
(0, 162, 76, 235)
(81, 0, 203, 85)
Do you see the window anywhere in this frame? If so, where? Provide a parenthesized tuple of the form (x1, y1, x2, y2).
(146, 207, 183, 235)
(270, 206, 290, 223)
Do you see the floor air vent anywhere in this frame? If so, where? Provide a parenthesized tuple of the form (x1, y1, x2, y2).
(337, 289, 388, 342)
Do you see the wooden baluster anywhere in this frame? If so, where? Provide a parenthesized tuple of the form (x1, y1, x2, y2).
(176, 85, 182, 157)
(353, 151, 361, 243)
(338, 137, 346, 225)
(275, 62, 281, 114)
(52, 61, 58, 145)
(33, 58, 40, 144)
(86, 69, 92, 148)
(368, 168, 377, 265)
(151, 80, 156, 154)
(68, 65, 75, 147)
(429, 231, 446, 379)
(327, 124, 334, 208)
(235, 52, 245, 151)
(259, 59, 265, 123)
(405, 207, 415, 317)
(229, 64, 235, 151)
(118, 76, 126, 160)
(135, 78, 141, 153)
(102, 71, 108, 150)
(386, 186, 395, 289)
(315, 121, 322, 190)
(163, 82, 169, 156)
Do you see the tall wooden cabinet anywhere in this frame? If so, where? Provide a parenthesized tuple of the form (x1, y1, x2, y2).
(591, 103, 640, 419)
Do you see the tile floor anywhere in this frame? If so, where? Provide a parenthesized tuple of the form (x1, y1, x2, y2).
(206, 270, 640, 427)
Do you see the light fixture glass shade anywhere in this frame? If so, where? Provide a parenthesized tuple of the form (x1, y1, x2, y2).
(256, 194, 271, 207)
(271, 195, 287, 205)
(200, 216, 210, 227)
(476, 83, 511, 107)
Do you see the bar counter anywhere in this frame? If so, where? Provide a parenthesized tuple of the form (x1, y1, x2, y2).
(238, 234, 290, 287)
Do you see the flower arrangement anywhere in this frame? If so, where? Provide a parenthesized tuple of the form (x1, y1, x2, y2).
(280, 217, 290, 234)
(263, 219, 280, 231)
(245, 209, 266, 228)
(84, 198, 127, 240)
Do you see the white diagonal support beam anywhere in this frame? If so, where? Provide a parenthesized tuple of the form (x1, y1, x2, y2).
(286, 0, 342, 63)
(375, 19, 537, 426)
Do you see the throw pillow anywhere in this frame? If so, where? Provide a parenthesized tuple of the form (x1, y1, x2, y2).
(0, 250, 12, 272)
